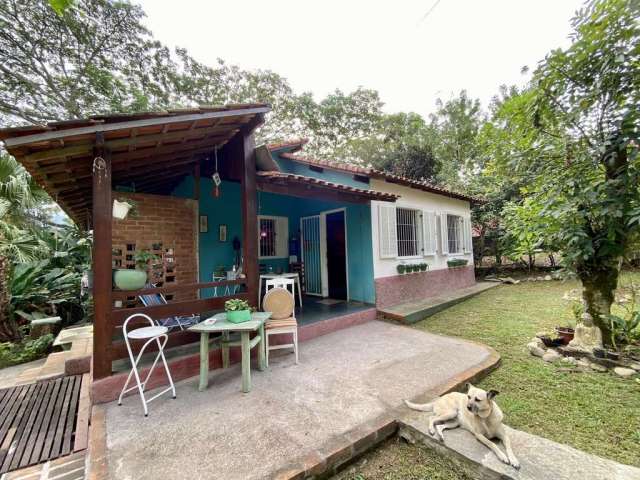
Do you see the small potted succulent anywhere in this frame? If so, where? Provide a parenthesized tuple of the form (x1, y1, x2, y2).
(225, 298, 252, 323)
(397, 264, 406, 275)
(419, 263, 428, 272)
(113, 250, 159, 290)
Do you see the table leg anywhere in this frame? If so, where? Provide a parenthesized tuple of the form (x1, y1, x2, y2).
(241, 331, 251, 393)
(222, 331, 230, 369)
(258, 277, 263, 307)
(199, 332, 209, 392)
(258, 322, 266, 371)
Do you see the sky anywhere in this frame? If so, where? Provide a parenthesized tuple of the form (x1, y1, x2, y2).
(138, 0, 585, 118)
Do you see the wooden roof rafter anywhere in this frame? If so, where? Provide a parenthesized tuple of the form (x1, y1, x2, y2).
(0, 104, 270, 226)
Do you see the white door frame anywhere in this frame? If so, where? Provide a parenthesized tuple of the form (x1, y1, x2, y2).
(320, 208, 349, 300)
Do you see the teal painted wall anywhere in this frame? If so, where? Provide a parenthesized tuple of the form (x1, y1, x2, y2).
(172, 175, 375, 304)
(274, 155, 370, 189)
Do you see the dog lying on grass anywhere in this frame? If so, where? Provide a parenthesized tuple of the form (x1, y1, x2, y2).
(404, 383, 520, 469)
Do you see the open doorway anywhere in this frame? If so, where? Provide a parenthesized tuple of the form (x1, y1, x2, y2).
(325, 210, 347, 300)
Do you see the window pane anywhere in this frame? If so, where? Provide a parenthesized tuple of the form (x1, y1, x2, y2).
(396, 208, 420, 256)
(447, 215, 460, 254)
(259, 218, 276, 257)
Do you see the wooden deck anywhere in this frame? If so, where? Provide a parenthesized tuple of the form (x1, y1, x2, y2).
(0, 375, 89, 474)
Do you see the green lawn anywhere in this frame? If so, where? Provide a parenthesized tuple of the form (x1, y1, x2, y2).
(333, 273, 640, 479)
(333, 437, 476, 480)
(414, 272, 640, 467)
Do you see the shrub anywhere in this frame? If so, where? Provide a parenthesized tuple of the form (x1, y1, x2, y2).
(397, 264, 406, 274)
(0, 334, 53, 368)
(447, 259, 469, 268)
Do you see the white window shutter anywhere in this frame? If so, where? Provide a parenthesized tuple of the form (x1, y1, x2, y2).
(378, 203, 398, 259)
(463, 216, 473, 253)
(276, 217, 289, 258)
(439, 213, 449, 255)
(422, 210, 436, 255)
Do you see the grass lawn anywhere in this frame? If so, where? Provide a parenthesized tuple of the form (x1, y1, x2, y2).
(333, 272, 640, 479)
(413, 272, 640, 467)
(333, 437, 476, 480)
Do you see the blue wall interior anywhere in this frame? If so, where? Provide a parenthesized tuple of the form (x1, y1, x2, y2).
(172, 175, 375, 304)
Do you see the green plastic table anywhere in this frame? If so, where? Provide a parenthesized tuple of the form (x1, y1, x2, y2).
(188, 312, 271, 393)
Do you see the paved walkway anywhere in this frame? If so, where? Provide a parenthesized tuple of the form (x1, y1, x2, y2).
(101, 320, 495, 480)
(378, 282, 499, 323)
(399, 412, 640, 480)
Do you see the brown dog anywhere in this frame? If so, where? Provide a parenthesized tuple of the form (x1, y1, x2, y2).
(405, 383, 520, 469)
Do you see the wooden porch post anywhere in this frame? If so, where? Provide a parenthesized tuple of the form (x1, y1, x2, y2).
(240, 132, 258, 307)
(92, 134, 113, 379)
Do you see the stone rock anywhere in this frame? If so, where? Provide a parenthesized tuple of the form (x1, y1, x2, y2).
(530, 337, 545, 348)
(544, 275, 552, 281)
(576, 359, 591, 368)
(500, 277, 520, 285)
(560, 356, 577, 366)
(537, 276, 545, 282)
(614, 367, 637, 378)
(568, 313, 603, 353)
(527, 342, 546, 358)
(589, 362, 608, 373)
(542, 350, 562, 363)
(628, 362, 640, 372)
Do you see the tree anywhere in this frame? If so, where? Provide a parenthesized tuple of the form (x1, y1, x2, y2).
(430, 91, 485, 191)
(491, 0, 640, 342)
(339, 112, 440, 181)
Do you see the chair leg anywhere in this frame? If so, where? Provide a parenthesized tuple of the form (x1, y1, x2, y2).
(294, 330, 299, 364)
(157, 336, 176, 398)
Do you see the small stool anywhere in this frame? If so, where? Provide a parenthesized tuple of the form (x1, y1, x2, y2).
(118, 313, 176, 416)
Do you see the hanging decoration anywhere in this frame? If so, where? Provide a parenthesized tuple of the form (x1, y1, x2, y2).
(211, 147, 222, 198)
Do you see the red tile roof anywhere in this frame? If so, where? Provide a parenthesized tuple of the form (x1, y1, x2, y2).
(256, 171, 399, 202)
(277, 150, 481, 203)
(265, 138, 309, 153)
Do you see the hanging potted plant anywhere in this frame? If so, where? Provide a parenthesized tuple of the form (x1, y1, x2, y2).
(225, 298, 252, 323)
(113, 250, 159, 290)
(112, 198, 138, 220)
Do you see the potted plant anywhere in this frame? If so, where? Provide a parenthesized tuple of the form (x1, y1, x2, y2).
(419, 263, 428, 272)
(397, 264, 406, 275)
(113, 250, 159, 290)
(447, 258, 468, 268)
(112, 198, 138, 220)
(555, 326, 575, 345)
(225, 298, 251, 323)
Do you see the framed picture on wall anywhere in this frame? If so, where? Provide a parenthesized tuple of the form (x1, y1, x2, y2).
(199, 215, 208, 233)
(219, 224, 227, 242)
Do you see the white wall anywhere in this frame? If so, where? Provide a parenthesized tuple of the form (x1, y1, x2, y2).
(370, 179, 473, 279)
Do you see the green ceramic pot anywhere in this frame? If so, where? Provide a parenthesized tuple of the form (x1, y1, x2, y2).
(113, 269, 147, 290)
(226, 309, 251, 323)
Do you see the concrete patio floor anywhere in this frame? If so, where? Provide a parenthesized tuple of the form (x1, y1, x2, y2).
(101, 320, 496, 480)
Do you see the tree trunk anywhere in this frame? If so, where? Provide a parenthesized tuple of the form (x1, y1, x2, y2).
(578, 264, 619, 345)
(0, 255, 21, 343)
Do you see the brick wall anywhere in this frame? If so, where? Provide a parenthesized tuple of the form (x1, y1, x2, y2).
(374, 266, 476, 309)
(112, 192, 198, 302)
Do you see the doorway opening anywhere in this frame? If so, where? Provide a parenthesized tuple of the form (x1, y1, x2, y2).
(325, 210, 347, 300)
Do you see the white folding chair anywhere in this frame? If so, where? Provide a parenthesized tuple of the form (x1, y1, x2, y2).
(262, 287, 299, 367)
(118, 313, 176, 416)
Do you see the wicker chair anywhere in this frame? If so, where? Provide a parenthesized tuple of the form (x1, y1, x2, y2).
(262, 287, 299, 366)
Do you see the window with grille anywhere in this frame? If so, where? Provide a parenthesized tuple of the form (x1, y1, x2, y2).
(447, 214, 462, 254)
(258, 216, 288, 259)
(259, 218, 276, 257)
(396, 208, 422, 257)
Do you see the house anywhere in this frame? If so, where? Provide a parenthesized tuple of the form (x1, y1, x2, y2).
(0, 104, 478, 394)
(265, 140, 477, 310)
